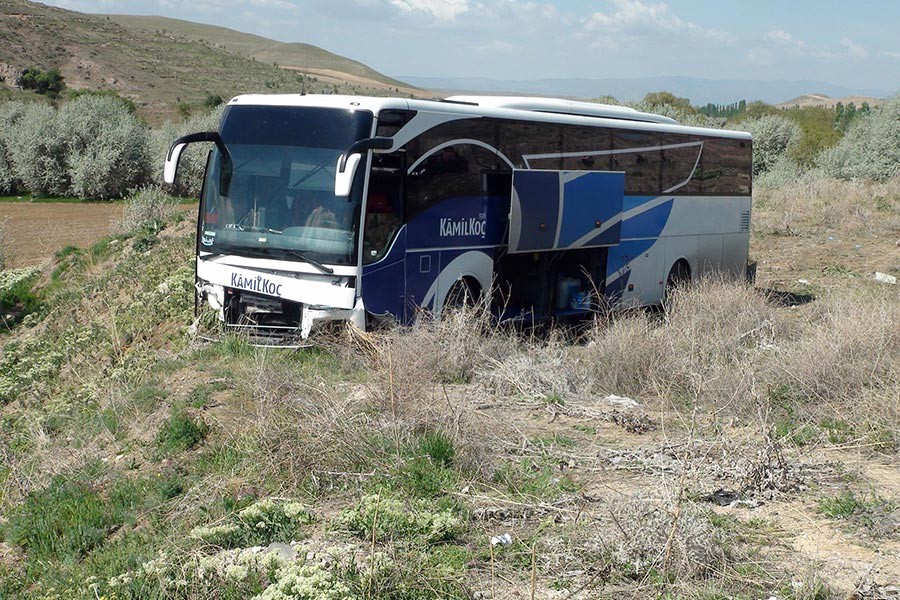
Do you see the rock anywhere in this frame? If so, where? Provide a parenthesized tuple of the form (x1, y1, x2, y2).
(603, 394, 641, 409)
(873, 272, 897, 285)
(264, 542, 296, 561)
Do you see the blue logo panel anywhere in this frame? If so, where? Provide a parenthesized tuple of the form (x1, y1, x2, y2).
(406, 195, 506, 250)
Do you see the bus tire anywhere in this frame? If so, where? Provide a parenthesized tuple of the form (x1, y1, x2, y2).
(664, 259, 691, 304)
(444, 277, 481, 310)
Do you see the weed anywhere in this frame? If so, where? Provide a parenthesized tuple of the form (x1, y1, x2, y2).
(818, 491, 898, 537)
(191, 498, 313, 549)
(157, 409, 210, 454)
(336, 494, 465, 544)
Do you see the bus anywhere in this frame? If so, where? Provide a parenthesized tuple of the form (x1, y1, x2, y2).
(164, 94, 753, 342)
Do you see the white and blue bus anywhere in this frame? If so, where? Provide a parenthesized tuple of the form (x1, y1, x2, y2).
(165, 94, 753, 341)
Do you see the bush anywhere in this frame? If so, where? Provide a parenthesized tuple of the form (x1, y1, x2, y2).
(0, 102, 25, 195)
(4, 102, 69, 196)
(738, 115, 802, 176)
(119, 184, 178, 234)
(819, 94, 900, 182)
(157, 409, 210, 453)
(17, 67, 65, 99)
(59, 94, 151, 199)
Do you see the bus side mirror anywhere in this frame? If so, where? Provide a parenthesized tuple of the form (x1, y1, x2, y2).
(334, 153, 361, 197)
(164, 131, 229, 185)
(334, 136, 393, 197)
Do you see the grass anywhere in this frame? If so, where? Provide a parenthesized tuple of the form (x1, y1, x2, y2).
(1, 178, 899, 598)
(818, 491, 898, 538)
(156, 409, 210, 454)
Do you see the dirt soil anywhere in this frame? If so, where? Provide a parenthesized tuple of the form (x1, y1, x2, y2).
(0, 202, 125, 267)
(1, 202, 197, 268)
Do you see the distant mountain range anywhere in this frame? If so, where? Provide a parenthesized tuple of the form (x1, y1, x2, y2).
(395, 75, 892, 106)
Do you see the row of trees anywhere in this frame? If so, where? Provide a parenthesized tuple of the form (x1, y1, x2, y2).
(629, 90, 898, 185)
(0, 94, 221, 199)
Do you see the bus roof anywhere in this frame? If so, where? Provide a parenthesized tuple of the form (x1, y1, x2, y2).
(226, 94, 752, 141)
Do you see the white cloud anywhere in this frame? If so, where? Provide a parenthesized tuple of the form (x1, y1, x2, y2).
(765, 29, 806, 49)
(389, 0, 471, 22)
(883, 50, 900, 60)
(840, 37, 869, 59)
(581, 0, 733, 43)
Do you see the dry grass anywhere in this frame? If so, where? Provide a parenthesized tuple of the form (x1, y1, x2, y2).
(754, 176, 900, 237)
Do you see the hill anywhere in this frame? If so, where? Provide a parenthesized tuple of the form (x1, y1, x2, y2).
(105, 14, 420, 96)
(776, 93, 883, 109)
(0, 0, 422, 124)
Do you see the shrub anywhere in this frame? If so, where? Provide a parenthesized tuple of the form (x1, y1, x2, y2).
(59, 94, 151, 199)
(4, 102, 69, 196)
(157, 409, 210, 453)
(118, 184, 178, 234)
(738, 115, 802, 176)
(336, 494, 464, 544)
(818, 94, 900, 182)
(190, 498, 313, 549)
(17, 66, 65, 98)
(0, 102, 26, 195)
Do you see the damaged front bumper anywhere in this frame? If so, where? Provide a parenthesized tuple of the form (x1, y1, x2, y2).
(195, 258, 365, 345)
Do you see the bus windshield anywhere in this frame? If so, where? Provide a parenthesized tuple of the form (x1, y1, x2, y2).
(199, 105, 373, 266)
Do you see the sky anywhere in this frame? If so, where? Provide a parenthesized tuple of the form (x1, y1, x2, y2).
(39, 0, 900, 93)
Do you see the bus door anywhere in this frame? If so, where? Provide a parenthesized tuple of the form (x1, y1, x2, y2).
(360, 152, 407, 324)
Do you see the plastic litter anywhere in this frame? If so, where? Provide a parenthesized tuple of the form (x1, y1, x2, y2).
(490, 533, 513, 547)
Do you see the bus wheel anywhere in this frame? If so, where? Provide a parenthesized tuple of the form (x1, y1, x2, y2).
(664, 260, 691, 304)
(444, 278, 481, 310)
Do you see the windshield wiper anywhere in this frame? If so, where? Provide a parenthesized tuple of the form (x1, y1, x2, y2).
(282, 249, 334, 274)
(203, 246, 334, 275)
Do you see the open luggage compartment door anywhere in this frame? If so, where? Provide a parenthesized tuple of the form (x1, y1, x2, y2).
(509, 169, 625, 253)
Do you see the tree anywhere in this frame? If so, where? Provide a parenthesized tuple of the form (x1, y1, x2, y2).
(738, 115, 802, 176)
(819, 94, 900, 182)
(641, 91, 695, 114)
(17, 67, 66, 99)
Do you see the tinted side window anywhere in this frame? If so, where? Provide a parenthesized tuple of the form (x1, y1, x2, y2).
(406, 144, 506, 219)
(562, 126, 612, 170)
(699, 138, 752, 195)
(612, 129, 661, 195)
(376, 109, 416, 137)
(660, 133, 702, 194)
(498, 120, 562, 170)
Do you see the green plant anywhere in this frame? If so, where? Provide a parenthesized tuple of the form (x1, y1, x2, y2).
(190, 498, 313, 549)
(157, 409, 210, 453)
(336, 494, 464, 544)
(17, 66, 65, 98)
